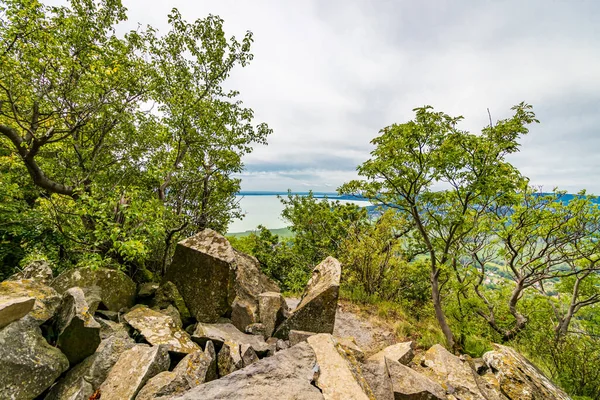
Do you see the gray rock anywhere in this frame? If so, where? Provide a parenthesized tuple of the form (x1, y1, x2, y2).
(387, 358, 446, 400)
(152, 281, 191, 324)
(192, 321, 270, 356)
(217, 341, 243, 377)
(52, 267, 136, 311)
(123, 306, 199, 355)
(137, 282, 159, 299)
(259, 291, 289, 337)
(276, 338, 289, 351)
(95, 309, 119, 321)
(135, 349, 214, 400)
(245, 322, 267, 337)
(289, 330, 316, 346)
(99, 344, 170, 400)
(274, 257, 341, 339)
(0, 319, 69, 400)
(8, 259, 54, 283)
(156, 304, 182, 328)
(171, 342, 324, 400)
(0, 296, 35, 329)
(241, 343, 259, 367)
(368, 341, 414, 366)
(95, 317, 130, 339)
(483, 344, 571, 400)
(0, 279, 61, 324)
(45, 332, 136, 400)
(362, 359, 394, 400)
(204, 340, 218, 382)
(54, 287, 101, 365)
(82, 285, 102, 315)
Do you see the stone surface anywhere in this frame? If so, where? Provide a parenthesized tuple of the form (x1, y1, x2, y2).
(45, 332, 136, 400)
(362, 359, 394, 400)
(52, 267, 136, 311)
(54, 287, 101, 365)
(245, 322, 267, 337)
(241, 343, 259, 367)
(335, 336, 365, 363)
(9, 259, 54, 283)
(0, 279, 61, 324)
(0, 296, 35, 329)
(306, 333, 373, 400)
(0, 319, 69, 400)
(99, 344, 170, 400)
(135, 349, 214, 400)
(483, 344, 571, 400)
(95, 317, 130, 339)
(138, 282, 159, 300)
(368, 341, 414, 366)
(192, 321, 270, 355)
(164, 230, 278, 327)
(152, 281, 191, 324)
(96, 309, 119, 321)
(123, 306, 199, 355)
(274, 257, 341, 339)
(217, 341, 243, 377)
(259, 291, 289, 337)
(204, 340, 218, 382)
(82, 285, 102, 315)
(289, 330, 317, 346)
(157, 304, 183, 328)
(387, 358, 446, 400)
(171, 342, 324, 400)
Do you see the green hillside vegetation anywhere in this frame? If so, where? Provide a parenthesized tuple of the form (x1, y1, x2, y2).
(1, 1, 598, 399)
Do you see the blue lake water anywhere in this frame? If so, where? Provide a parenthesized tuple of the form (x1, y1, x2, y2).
(227, 192, 371, 233)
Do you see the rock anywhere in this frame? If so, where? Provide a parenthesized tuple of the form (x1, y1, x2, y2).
(96, 309, 119, 321)
(259, 291, 289, 337)
(362, 359, 394, 400)
(274, 257, 341, 339)
(192, 321, 270, 355)
(387, 358, 446, 400)
(289, 330, 317, 346)
(483, 344, 571, 400)
(170, 342, 324, 400)
(0, 296, 35, 329)
(45, 331, 136, 400)
(95, 317, 130, 339)
(306, 333, 374, 399)
(123, 306, 199, 355)
(335, 336, 365, 363)
(417, 344, 489, 400)
(8, 259, 54, 283)
(277, 338, 290, 351)
(82, 285, 103, 315)
(0, 279, 61, 324)
(99, 344, 170, 400)
(241, 343, 259, 367)
(54, 287, 101, 365)
(368, 341, 414, 366)
(52, 267, 136, 311)
(245, 322, 267, 337)
(204, 340, 218, 382)
(156, 304, 182, 328)
(217, 341, 243, 377)
(0, 319, 69, 400)
(164, 230, 278, 328)
(138, 282, 159, 300)
(135, 349, 214, 400)
(152, 281, 191, 324)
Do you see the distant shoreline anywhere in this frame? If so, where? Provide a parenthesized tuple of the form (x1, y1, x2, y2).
(236, 191, 367, 201)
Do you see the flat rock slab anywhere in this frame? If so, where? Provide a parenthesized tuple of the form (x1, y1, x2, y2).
(0, 279, 61, 324)
(123, 306, 199, 354)
(483, 344, 571, 400)
(0, 296, 35, 329)
(387, 358, 446, 400)
(368, 341, 414, 365)
(275, 257, 340, 339)
(0, 319, 69, 400)
(192, 321, 270, 355)
(306, 333, 373, 400)
(99, 344, 170, 400)
(52, 267, 136, 311)
(171, 342, 324, 400)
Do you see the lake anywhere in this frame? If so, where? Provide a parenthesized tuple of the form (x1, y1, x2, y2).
(227, 193, 372, 234)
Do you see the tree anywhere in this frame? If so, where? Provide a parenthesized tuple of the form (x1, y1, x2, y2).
(340, 104, 538, 350)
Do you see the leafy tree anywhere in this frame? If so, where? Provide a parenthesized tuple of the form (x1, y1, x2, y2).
(340, 104, 538, 350)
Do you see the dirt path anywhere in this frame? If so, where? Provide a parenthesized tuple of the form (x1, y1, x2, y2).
(285, 298, 398, 356)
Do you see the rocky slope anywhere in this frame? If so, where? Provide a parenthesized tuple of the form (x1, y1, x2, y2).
(0, 229, 571, 399)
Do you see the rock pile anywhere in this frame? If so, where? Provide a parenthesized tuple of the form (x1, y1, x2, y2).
(0, 230, 571, 400)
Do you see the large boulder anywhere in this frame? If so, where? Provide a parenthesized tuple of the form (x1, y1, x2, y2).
(52, 267, 136, 311)
(99, 344, 170, 400)
(483, 344, 571, 400)
(123, 306, 199, 355)
(54, 287, 101, 365)
(152, 281, 192, 324)
(192, 321, 270, 356)
(0, 296, 35, 329)
(0, 319, 69, 400)
(387, 358, 446, 400)
(136, 349, 215, 400)
(45, 332, 136, 400)
(8, 259, 54, 283)
(171, 342, 324, 400)
(0, 279, 61, 324)
(164, 230, 278, 329)
(217, 341, 244, 377)
(274, 257, 341, 339)
(259, 291, 289, 338)
(368, 341, 414, 366)
(306, 333, 374, 400)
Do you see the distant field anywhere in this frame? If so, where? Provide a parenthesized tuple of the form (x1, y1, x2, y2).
(227, 227, 294, 238)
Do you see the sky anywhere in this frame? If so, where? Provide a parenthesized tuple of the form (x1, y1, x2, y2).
(51, 0, 600, 193)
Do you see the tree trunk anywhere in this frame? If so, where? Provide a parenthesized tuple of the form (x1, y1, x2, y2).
(431, 264, 456, 351)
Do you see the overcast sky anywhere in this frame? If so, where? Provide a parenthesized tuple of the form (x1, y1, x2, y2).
(65, 0, 600, 193)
